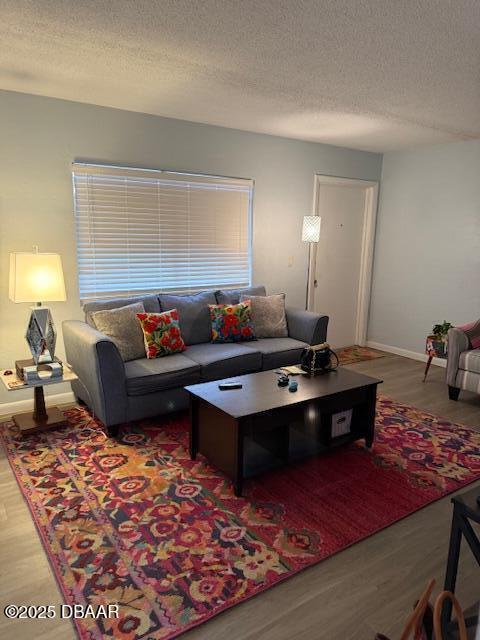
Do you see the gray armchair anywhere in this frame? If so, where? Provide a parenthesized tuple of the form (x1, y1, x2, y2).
(446, 325, 480, 400)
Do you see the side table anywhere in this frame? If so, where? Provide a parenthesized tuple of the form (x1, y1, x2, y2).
(1, 365, 78, 435)
(441, 486, 480, 637)
(423, 335, 448, 382)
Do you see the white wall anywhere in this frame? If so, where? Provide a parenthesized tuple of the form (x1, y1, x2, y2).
(0, 90, 382, 407)
(369, 139, 480, 354)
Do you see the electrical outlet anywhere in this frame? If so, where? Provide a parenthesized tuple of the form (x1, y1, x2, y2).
(287, 256, 294, 267)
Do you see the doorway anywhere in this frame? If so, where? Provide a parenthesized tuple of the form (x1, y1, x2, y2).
(308, 175, 378, 349)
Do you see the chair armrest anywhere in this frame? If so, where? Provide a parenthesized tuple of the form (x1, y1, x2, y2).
(286, 307, 329, 345)
(446, 327, 470, 387)
(62, 320, 127, 426)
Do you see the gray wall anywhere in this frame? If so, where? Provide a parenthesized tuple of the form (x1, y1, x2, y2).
(369, 139, 480, 354)
(0, 90, 382, 406)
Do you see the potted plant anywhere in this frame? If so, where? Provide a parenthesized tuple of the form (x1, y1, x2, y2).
(432, 321, 454, 339)
(428, 321, 454, 358)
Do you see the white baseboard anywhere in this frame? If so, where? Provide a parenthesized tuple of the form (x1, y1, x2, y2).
(0, 391, 76, 418)
(366, 341, 447, 369)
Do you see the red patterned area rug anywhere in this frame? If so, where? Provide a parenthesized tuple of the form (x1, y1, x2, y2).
(1, 397, 479, 640)
(338, 345, 386, 365)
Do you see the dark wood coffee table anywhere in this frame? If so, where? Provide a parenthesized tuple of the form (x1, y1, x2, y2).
(185, 367, 382, 496)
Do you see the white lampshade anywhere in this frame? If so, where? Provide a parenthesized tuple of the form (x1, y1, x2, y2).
(9, 252, 66, 303)
(302, 216, 321, 243)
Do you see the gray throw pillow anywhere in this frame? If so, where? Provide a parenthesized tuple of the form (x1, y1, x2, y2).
(240, 293, 288, 338)
(92, 302, 146, 362)
(84, 294, 160, 327)
(215, 285, 266, 305)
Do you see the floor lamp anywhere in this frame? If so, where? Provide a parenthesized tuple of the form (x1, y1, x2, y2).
(302, 216, 321, 310)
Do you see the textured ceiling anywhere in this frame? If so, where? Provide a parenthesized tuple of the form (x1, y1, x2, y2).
(1, 0, 480, 152)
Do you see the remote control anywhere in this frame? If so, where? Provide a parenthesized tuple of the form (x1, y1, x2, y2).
(218, 382, 243, 390)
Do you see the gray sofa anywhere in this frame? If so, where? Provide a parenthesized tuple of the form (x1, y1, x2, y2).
(63, 286, 328, 432)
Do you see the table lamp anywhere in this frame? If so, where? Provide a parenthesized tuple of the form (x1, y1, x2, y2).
(9, 248, 66, 377)
(302, 215, 321, 310)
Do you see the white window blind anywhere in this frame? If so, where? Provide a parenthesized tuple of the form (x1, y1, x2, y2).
(72, 163, 253, 302)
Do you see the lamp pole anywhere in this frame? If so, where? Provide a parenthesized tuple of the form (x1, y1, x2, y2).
(306, 242, 312, 310)
(302, 216, 321, 311)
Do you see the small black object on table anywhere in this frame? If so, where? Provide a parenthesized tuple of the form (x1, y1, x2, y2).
(441, 485, 480, 636)
(218, 382, 243, 390)
(277, 374, 289, 387)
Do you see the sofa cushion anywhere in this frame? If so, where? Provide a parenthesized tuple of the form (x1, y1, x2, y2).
(459, 349, 480, 375)
(215, 285, 266, 305)
(124, 354, 201, 396)
(91, 302, 146, 362)
(244, 337, 307, 370)
(158, 291, 216, 345)
(186, 343, 262, 381)
(84, 294, 160, 327)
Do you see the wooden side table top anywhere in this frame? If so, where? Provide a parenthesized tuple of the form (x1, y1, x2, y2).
(1, 364, 78, 435)
(425, 335, 448, 359)
(0, 365, 77, 392)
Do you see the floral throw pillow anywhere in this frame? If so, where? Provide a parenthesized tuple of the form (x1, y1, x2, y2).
(209, 300, 256, 343)
(136, 309, 186, 358)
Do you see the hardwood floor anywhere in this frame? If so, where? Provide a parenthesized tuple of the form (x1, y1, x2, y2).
(1, 353, 479, 640)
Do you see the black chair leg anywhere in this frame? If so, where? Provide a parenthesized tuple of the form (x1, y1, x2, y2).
(448, 386, 460, 401)
(107, 424, 120, 438)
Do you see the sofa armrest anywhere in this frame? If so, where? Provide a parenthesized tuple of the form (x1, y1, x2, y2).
(446, 327, 470, 387)
(286, 307, 329, 345)
(63, 320, 127, 427)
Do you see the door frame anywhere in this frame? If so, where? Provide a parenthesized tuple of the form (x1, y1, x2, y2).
(308, 175, 379, 347)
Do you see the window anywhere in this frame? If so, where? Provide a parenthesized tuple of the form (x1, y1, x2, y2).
(72, 163, 253, 302)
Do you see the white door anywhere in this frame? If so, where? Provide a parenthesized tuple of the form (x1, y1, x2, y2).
(313, 183, 367, 349)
